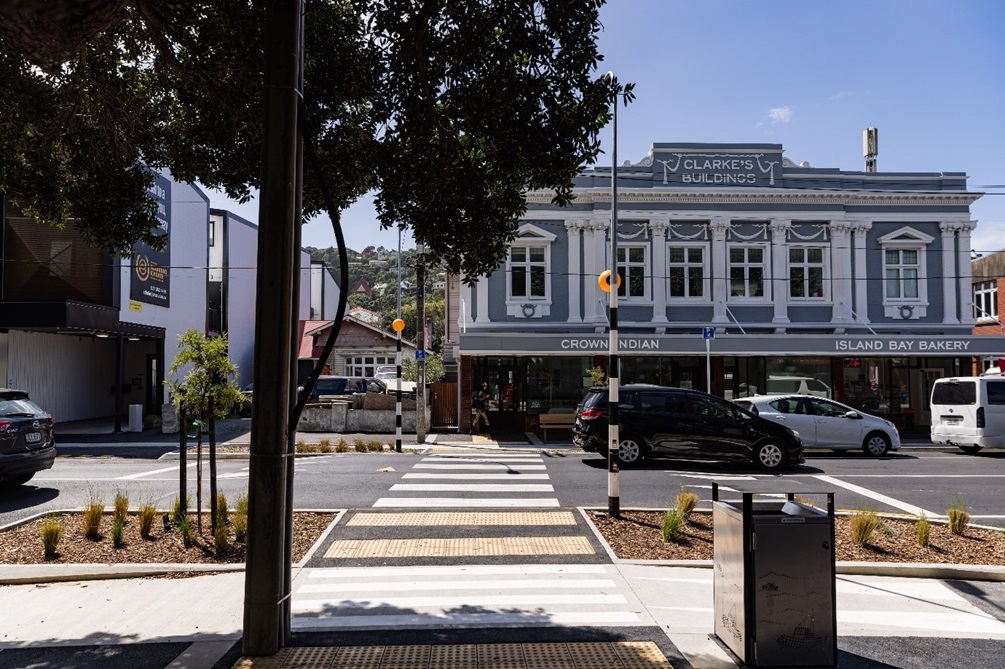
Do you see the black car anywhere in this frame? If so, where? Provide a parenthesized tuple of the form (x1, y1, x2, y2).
(0, 388, 56, 487)
(572, 384, 804, 470)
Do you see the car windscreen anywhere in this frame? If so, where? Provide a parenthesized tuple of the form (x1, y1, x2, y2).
(931, 381, 976, 405)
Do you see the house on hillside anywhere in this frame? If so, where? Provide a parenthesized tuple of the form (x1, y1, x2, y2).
(443, 140, 993, 433)
(349, 277, 372, 298)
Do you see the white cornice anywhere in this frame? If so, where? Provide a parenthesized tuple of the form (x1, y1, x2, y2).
(525, 188, 981, 207)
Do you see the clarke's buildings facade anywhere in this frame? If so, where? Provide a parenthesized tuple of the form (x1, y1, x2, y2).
(444, 142, 1005, 433)
(0, 171, 339, 427)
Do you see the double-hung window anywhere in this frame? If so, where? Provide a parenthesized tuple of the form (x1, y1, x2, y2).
(789, 247, 826, 299)
(974, 281, 998, 321)
(510, 246, 546, 299)
(729, 246, 766, 298)
(878, 226, 932, 319)
(505, 223, 555, 318)
(668, 245, 706, 299)
(617, 245, 648, 300)
(884, 249, 919, 300)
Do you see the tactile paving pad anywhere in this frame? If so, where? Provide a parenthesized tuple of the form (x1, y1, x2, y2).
(232, 642, 674, 668)
(323, 536, 594, 558)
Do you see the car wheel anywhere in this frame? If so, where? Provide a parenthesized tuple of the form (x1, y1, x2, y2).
(862, 432, 890, 456)
(754, 441, 786, 470)
(959, 445, 983, 455)
(617, 437, 645, 466)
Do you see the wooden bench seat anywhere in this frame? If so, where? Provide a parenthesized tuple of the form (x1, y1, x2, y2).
(538, 412, 575, 442)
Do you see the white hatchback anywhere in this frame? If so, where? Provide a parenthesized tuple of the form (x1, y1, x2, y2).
(733, 394, 901, 456)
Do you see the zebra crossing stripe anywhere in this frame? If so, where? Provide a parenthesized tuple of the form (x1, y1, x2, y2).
(389, 483, 555, 492)
(373, 498, 560, 508)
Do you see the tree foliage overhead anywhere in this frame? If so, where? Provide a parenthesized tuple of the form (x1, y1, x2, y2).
(0, 0, 626, 277)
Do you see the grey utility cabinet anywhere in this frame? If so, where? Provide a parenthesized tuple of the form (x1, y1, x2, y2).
(712, 483, 837, 668)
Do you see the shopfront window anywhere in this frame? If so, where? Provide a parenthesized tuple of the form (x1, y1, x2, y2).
(525, 356, 592, 413)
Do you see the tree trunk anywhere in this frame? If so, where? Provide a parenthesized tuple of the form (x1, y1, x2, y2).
(196, 427, 203, 534)
(179, 406, 188, 516)
(209, 397, 218, 531)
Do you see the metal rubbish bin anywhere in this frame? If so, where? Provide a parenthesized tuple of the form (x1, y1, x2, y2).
(712, 483, 836, 668)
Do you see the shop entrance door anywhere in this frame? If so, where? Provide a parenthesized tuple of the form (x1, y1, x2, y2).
(671, 360, 704, 393)
(911, 368, 942, 428)
(480, 360, 520, 432)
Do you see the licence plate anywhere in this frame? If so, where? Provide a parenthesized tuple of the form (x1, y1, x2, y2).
(24, 431, 42, 443)
(941, 415, 962, 424)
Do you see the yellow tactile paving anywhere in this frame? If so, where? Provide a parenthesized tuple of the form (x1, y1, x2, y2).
(614, 641, 674, 668)
(323, 535, 594, 558)
(232, 642, 674, 668)
(331, 645, 383, 668)
(284, 647, 339, 668)
(346, 511, 577, 526)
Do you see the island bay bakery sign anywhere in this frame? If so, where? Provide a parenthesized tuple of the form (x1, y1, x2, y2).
(656, 151, 781, 186)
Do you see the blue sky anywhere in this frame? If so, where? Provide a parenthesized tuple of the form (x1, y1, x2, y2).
(207, 0, 1005, 254)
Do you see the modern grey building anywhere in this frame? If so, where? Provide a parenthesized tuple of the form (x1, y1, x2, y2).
(444, 142, 1005, 433)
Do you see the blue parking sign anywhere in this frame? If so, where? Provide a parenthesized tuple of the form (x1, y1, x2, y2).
(415, 350, 426, 360)
(702, 326, 715, 340)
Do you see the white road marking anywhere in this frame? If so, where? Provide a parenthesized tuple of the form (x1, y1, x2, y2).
(117, 463, 194, 480)
(300, 579, 616, 594)
(388, 483, 554, 492)
(373, 498, 560, 508)
(307, 565, 608, 578)
(813, 474, 939, 517)
(412, 463, 546, 470)
(402, 473, 549, 480)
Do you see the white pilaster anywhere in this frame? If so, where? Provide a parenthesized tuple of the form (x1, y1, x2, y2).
(460, 274, 472, 330)
(769, 219, 791, 324)
(565, 220, 583, 323)
(958, 221, 977, 325)
(852, 222, 872, 324)
(830, 221, 853, 323)
(475, 275, 490, 323)
(591, 218, 608, 325)
(940, 222, 960, 325)
(650, 218, 670, 324)
(710, 217, 730, 323)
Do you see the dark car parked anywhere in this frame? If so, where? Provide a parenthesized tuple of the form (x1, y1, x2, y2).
(572, 384, 804, 470)
(0, 388, 56, 487)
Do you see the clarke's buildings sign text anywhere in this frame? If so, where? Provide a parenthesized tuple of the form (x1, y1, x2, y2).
(656, 151, 782, 187)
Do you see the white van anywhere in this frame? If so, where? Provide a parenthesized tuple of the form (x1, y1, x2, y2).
(930, 374, 1005, 453)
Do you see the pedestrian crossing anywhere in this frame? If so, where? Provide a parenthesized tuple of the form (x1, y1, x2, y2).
(292, 564, 650, 631)
(373, 452, 559, 508)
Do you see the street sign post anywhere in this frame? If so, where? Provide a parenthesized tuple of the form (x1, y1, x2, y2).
(702, 327, 715, 392)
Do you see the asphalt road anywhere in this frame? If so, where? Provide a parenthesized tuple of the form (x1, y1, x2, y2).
(3, 445, 1005, 531)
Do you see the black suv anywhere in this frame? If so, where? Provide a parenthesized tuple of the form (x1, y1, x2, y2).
(572, 384, 804, 470)
(0, 388, 56, 487)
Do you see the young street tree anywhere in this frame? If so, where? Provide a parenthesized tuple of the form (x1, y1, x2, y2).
(165, 329, 244, 533)
(0, 0, 628, 279)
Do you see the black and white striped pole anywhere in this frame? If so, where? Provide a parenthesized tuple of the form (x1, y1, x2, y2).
(392, 317, 405, 453)
(602, 70, 620, 518)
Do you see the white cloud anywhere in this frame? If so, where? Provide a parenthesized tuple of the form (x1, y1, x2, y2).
(768, 106, 793, 123)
